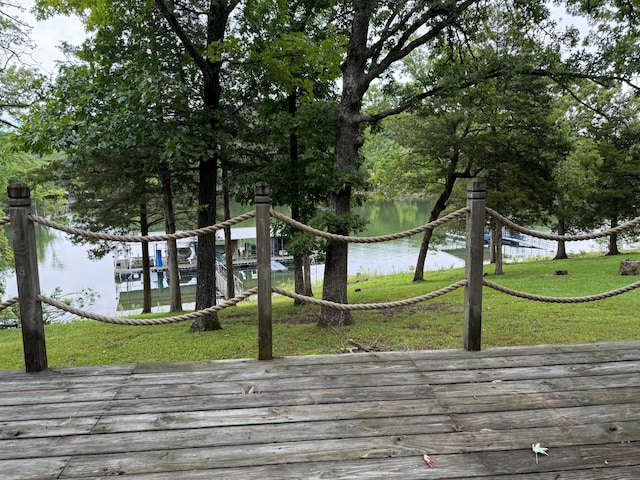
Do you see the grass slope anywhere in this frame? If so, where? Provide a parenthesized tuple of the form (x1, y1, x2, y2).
(1, 252, 639, 369)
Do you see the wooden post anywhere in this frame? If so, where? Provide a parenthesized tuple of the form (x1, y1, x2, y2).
(464, 178, 486, 351)
(7, 184, 48, 372)
(255, 182, 273, 360)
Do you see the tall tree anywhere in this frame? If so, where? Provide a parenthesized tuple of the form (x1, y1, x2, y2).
(320, 0, 640, 324)
(550, 92, 602, 260)
(27, 0, 208, 313)
(321, 1, 581, 324)
(154, 0, 240, 330)
(569, 87, 640, 255)
(230, 0, 343, 302)
(365, 74, 567, 279)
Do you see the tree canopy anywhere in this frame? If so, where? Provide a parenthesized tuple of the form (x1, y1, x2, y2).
(3, 0, 640, 327)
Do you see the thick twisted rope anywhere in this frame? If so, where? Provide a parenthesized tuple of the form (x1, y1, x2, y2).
(270, 207, 469, 243)
(36, 288, 258, 325)
(483, 279, 640, 303)
(0, 297, 18, 312)
(28, 211, 257, 243)
(271, 280, 467, 310)
(0, 216, 9, 226)
(17, 207, 640, 245)
(486, 208, 640, 242)
(22, 280, 466, 325)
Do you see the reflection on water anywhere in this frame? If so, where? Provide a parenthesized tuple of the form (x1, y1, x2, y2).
(4, 226, 117, 317)
(3, 199, 603, 317)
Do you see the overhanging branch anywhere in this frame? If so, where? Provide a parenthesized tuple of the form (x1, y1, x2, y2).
(360, 68, 640, 124)
(0, 117, 18, 129)
(154, 0, 211, 77)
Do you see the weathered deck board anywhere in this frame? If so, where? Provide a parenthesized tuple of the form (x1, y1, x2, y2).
(1, 341, 639, 479)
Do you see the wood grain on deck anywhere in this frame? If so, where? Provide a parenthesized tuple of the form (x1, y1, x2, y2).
(1, 341, 639, 479)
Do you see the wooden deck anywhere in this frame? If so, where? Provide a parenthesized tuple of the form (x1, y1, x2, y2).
(1, 341, 639, 479)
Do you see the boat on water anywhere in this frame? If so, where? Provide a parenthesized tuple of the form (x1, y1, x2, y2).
(113, 226, 292, 282)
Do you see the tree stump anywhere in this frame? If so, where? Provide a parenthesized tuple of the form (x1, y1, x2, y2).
(618, 260, 640, 275)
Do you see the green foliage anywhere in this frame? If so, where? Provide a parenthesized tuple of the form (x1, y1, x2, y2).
(0, 66, 45, 129)
(42, 286, 100, 324)
(240, 0, 345, 99)
(362, 126, 413, 200)
(0, 2, 47, 127)
(21, 0, 211, 246)
(564, 87, 640, 234)
(230, 0, 345, 230)
(0, 133, 68, 294)
(12, 0, 640, 323)
(364, 73, 568, 231)
(0, 2, 32, 63)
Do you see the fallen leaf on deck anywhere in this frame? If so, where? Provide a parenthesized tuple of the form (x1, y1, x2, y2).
(531, 443, 549, 464)
(423, 454, 435, 468)
(241, 386, 255, 395)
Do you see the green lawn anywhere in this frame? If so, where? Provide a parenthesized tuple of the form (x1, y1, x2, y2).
(1, 251, 640, 370)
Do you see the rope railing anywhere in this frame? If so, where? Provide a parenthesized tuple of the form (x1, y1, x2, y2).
(27, 281, 467, 326)
(6, 178, 640, 371)
(36, 288, 259, 326)
(270, 207, 469, 243)
(271, 280, 468, 310)
(0, 296, 18, 312)
(11, 208, 640, 244)
(28, 211, 257, 242)
(483, 280, 640, 303)
(486, 208, 640, 242)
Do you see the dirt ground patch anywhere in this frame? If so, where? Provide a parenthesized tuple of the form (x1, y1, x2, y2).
(271, 301, 456, 325)
(275, 307, 320, 325)
(378, 301, 453, 321)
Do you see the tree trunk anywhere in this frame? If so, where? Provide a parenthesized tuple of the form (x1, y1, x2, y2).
(222, 162, 235, 299)
(191, 157, 222, 331)
(303, 254, 313, 297)
(413, 228, 434, 282)
(490, 227, 497, 264)
(155, 0, 233, 330)
(413, 172, 458, 281)
(494, 223, 503, 275)
(554, 193, 568, 260)
(290, 203, 304, 303)
(191, 4, 227, 330)
(555, 237, 568, 260)
(139, 203, 152, 314)
(608, 234, 620, 255)
(289, 91, 305, 306)
(293, 254, 305, 305)
(320, 5, 372, 327)
(607, 215, 620, 256)
(160, 168, 182, 312)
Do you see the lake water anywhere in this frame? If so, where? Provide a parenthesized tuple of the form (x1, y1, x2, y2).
(2, 199, 604, 318)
